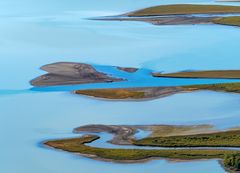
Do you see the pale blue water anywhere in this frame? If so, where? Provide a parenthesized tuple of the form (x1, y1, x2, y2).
(30, 65, 240, 92)
(1, 0, 240, 172)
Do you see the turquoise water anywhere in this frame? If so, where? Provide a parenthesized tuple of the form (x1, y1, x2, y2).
(1, 0, 240, 172)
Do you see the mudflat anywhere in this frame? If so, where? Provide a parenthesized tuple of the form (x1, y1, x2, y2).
(31, 62, 123, 87)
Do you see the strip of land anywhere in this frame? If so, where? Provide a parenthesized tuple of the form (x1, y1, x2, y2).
(74, 82, 240, 100)
(74, 87, 186, 100)
(44, 125, 240, 171)
(182, 83, 240, 94)
(97, 16, 214, 25)
(134, 129, 240, 147)
(97, 4, 240, 27)
(213, 16, 240, 27)
(217, 0, 240, 2)
(152, 70, 240, 79)
(31, 62, 123, 87)
(126, 4, 240, 17)
(45, 134, 239, 162)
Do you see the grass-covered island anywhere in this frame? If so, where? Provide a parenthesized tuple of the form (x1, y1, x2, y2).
(213, 16, 240, 27)
(99, 4, 240, 27)
(152, 70, 240, 79)
(44, 127, 240, 172)
(74, 87, 184, 100)
(74, 82, 240, 100)
(126, 4, 240, 16)
(182, 82, 240, 94)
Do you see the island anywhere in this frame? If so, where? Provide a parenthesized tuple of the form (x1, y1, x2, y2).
(44, 124, 240, 172)
(117, 67, 138, 73)
(97, 4, 240, 27)
(126, 4, 240, 17)
(30, 62, 123, 87)
(74, 82, 240, 100)
(74, 87, 187, 100)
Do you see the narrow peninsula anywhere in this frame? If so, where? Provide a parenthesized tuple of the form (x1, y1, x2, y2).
(98, 4, 240, 27)
(152, 70, 240, 79)
(44, 124, 240, 172)
(74, 82, 240, 100)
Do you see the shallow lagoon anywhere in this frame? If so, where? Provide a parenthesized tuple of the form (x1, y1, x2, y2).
(1, 0, 240, 172)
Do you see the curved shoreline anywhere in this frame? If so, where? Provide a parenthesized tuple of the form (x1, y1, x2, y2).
(43, 126, 240, 173)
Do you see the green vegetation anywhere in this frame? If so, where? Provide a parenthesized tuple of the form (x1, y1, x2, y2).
(224, 154, 240, 171)
(45, 130, 240, 171)
(149, 125, 212, 137)
(152, 70, 240, 78)
(183, 82, 240, 94)
(74, 82, 240, 100)
(213, 16, 240, 27)
(128, 4, 240, 17)
(45, 135, 239, 161)
(75, 89, 145, 99)
(134, 130, 240, 147)
(74, 83, 240, 101)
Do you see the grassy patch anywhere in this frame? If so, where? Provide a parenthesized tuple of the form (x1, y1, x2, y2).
(128, 4, 240, 17)
(75, 89, 145, 99)
(152, 70, 240, 78)
(134, 130, 240, 147)
(182, 82, 240, 93)
(74, 83, 240, 101)
(224, 154, 240, 171)
(45, 135, 239, 161)
(150, 125, 213, 137)
(213, 16, 240, 27)
(45, 131, 240, 171)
